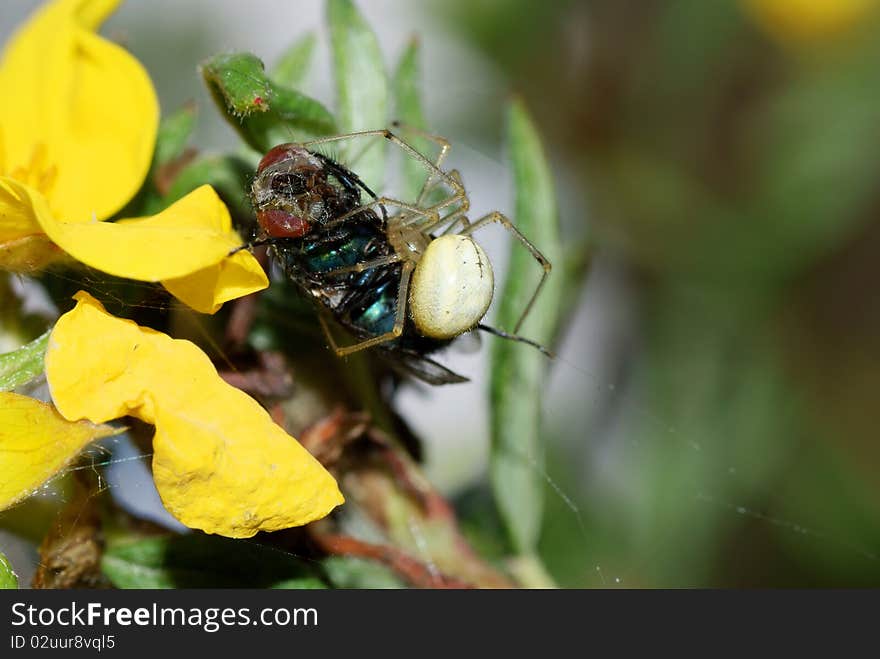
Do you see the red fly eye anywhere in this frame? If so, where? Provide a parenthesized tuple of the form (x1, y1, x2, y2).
(258, 144, 302, 172)
(257, 209, 311, 238)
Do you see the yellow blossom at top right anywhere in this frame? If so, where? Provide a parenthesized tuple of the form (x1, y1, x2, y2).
(742, 0, 879, 44)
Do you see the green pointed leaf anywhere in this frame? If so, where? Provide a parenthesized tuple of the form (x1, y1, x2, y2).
(101, 535, 325, 589)
(0, 552, 18, 589)
(0, 329, 49, 392)
(393, 37, 431, 201)
(154, 104, 198, 169)
(489, 99, 563, 553)
(327, 0, 388, 191)
(272, 32, 317, 89)
(202, 52, 336, 153)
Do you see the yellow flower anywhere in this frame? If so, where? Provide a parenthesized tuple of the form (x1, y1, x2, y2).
(1, 293, 344, 538)
(742, 0, 880, 44)
(0, 2, 342, 538)
(0, 391, 119, 510)
(0, 0, 268, 313)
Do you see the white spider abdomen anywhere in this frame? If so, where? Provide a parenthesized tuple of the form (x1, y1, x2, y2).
(409, 234, 494, 340)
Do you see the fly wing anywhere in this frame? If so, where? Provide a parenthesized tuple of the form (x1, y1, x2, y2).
(379, 348, 470, 385)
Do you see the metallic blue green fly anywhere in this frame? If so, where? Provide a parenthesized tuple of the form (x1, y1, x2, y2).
(247, 128, 551, 384)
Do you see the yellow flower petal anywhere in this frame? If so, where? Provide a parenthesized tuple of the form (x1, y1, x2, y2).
(742, 0, 879, 43)
(0, 391, 118, 511)
(0, 177, 41, 242)
(0, 0, 158, 221)
(0, 2, 265, 309)
(0, 176, 64, 271)
(0, 179, 268, 309)
(43, 184, 238, 280)
(161, 250, 270, 315)
(45, 291, 344, 538)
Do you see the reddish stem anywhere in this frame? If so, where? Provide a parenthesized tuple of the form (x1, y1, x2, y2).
(313, 533, 475, 589)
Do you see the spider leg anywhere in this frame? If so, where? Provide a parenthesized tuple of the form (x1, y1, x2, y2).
(393, 171, 471, 236)
(388, 121, 454, 205)
(400, 168, 471, 233)
(320, 253, 402, 276)
(322, 196, 439, 233)
(389, 121, 453, 169)
(439, 210, 470, 235)
(318, 312, 344, 354)
(301, 129, 468, 222)
(422, 167, 462, 196)
(322, 260, 415, 356)
(459, 211, 552, 334)
(477, 323, 553, 358)
(405, 204, 469, 235)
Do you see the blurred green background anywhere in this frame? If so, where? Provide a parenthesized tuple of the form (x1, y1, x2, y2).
(3, 0, 880, 587)
(455, 0, 880, 587)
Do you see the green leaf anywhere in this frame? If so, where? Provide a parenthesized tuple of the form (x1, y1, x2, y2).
(0, 329, 49, 392)
(489, 99, 563, 553)
(202, 52, 336, 153)
(161, 155, 255, 222)
(138, 154, 254, 225)
(271, 577, 327, 589)
(393, 37, 431, 201)
(622, 284, 800, 585)
(0, 552, 18, 589)
(156, 155, 256, 240)
(272, 32, 317, 89)
(202, 53, 273, 117)
(114, 105, 199, 218)
(101, 535, 326, 588)
(454, 485, 514, 562)
(154, 103, 197, 169)
(327, 0, 388, 191)
(321, 556, 405, 589)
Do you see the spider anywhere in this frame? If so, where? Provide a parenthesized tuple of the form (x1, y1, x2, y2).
(247, 126, 551, 384)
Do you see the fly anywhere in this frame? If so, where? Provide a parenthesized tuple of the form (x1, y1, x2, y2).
(246, 127, 551, 384)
